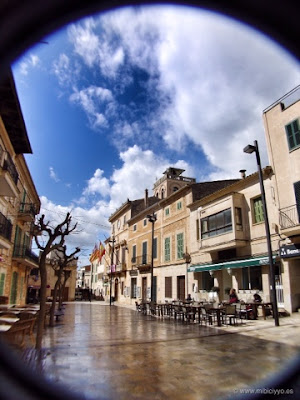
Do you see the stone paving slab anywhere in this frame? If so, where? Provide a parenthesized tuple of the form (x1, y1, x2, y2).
(41, 302, 300, 400)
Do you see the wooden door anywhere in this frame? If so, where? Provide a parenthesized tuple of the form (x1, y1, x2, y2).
(177, 275, 185, 301)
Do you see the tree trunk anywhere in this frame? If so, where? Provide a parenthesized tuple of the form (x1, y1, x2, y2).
(35, 254, 47, 350)
(49, 270, 62, 327)
(59, 274, 69, 309)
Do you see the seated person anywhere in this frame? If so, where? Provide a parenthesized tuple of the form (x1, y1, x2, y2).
(253, 292, 262, 303)
(229, 288, 239, 304)
(186, 294, 192, 302)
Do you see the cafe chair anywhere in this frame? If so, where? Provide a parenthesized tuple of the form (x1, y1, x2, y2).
(224, 304, 238, 325)
(198, 307, 213, 326)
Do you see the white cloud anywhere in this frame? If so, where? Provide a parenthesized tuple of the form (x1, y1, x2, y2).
(19, 53, 40, 75)
(69, 85, 114, 128)
(83, 168, 110, 197)
(85, 6, 300, 178)
(52, 53, 81, 87)
(49, 166, 60, 182)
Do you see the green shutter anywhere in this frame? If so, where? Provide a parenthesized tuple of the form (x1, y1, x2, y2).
(10, 271, 18, 304)
(164, 237, 170, 262)
(286, 119, 300, 150)
(254, 197, 264, 223)
(177, 233, 184, 259)
(0, 273, 5, 296)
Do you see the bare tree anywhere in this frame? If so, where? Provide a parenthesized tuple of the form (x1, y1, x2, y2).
(34, 213, 77, 350)
(49, 245, 80, 327)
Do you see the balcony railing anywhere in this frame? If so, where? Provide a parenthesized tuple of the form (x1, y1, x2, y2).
(13, 246, 39, 264)
(0, 212, 12, 241)
(19, 202, 37, 216)
(18, 203, 38, 222)
(279, 204, 300, 229)
(132, 254, 151, 266)
(116, 263, 126, 272)
(1, 152, 19, 185)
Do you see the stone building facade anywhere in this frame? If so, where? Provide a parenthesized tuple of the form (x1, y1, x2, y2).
(0, 70, 40, 305)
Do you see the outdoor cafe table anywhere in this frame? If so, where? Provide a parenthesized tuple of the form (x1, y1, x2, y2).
(0, 324, 12, 332)
(246, 302, 273, 320)
(188, 304, 224, 326)
(0, 317, 20, 324)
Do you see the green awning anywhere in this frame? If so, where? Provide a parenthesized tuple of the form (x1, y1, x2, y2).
(188, 254, 277, 273)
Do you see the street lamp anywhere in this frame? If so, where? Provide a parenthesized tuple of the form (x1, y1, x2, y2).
(109, 236, 115, 306)
(147, 212, 157, 303)
(183, 251, 191, 299)
(243, 140, 279, 326)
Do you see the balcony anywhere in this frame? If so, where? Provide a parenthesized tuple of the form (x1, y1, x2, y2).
(279, 204, 300, 236)
(116, 262, 126, 272)
(0, 211, 12, 248)
(0, 147, 19, 197)
(134, 254, 151, 273)
(12, 245, 39, 267)
(18, 202, 37, 222)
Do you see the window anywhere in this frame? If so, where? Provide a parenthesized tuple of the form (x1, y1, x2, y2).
(202, 271, 214, 291)
(142, 241, 147, 264)
(196, 219, 200, 240)
(165, 277, 172, 298)
(164, 237, 170, 262)
(173, 186, 179, 192)
(201, 208, 232, 238)
(285, 119, 300, 151)
(133, 224, 137, 231)
(235, 207, 243, 230)
(143, 218, 147, 226)
(177, 232, 184, 259)
(123, 215, 126, 226)
(294, 181, 300, 223)
(177, 201, 182, 211)
(131, 245, 136, 263)
(253, 197, 264, 224)
(131, 278, 137, 298)
(241, 266, 262, 290)
(165, 207, 170, 217)
(153, 237, 157, 259)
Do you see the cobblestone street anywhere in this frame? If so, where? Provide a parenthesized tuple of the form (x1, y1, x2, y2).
(39, 302, 300, 400)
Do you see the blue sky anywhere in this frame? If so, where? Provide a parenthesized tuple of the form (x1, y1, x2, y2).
(12, 5, 299, 266)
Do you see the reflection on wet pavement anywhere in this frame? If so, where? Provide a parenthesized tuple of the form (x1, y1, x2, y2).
(42, 303, 300, 400)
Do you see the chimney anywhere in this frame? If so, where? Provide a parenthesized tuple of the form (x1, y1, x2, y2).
(239, 169, 246, 179)
(144, 189, 148, 207)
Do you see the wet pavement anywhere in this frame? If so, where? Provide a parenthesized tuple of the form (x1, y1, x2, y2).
(40, 302, 300, 400)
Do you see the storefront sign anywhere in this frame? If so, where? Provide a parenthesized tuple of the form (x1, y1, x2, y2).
(280, 244, 300, 259)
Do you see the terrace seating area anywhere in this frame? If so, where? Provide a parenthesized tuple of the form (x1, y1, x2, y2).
(0, 302, 66, 348)
(134, 299, 274, 327)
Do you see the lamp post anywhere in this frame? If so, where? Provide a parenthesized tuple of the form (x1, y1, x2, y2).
(147, 212, 156, 303)
(183, 251, 191, 299)
(109, 236, 115, 306)
(243, 140, 279, 326)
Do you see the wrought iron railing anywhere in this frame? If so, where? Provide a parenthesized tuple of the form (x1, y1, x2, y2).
(19, 202, 37, 217)
(279, 204, 300, 229)
(0, 212, 12, 241)
(13, 246, 39, 264)
(133, 254, 151, 266)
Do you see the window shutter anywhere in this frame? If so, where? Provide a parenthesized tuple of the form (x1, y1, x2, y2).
(294, 181, 300, 223)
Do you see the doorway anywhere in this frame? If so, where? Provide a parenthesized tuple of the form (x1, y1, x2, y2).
(142, 277, 147, 302)
(177, 275, 185, 301)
